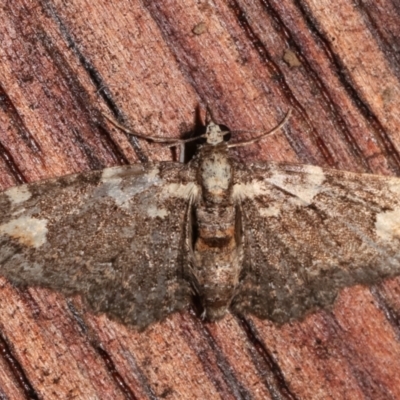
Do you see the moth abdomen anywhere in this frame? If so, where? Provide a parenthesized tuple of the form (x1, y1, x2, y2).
(197, 236, 233, 249)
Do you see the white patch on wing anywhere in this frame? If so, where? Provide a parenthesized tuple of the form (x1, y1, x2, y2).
(267, 165, 326, 206)
(375, 209, 400, 241)
(19, 260, 44, 277)
(11, 208, 28, 217)
(0, 216, 48, 248)
(101, 166, 161, 208)
(163, 182, 199, 199)
(101, 165, 160, 184)
(233, 166, 325, 206)
(259, 206, 281, 217)
(142, 166, 159, 181)
(387, 179, 400, 196)
(146, 205, 169, 219)
(101, 166, 124, 182)
(232, 181, 269, 200)
(6, 185, 32, 205)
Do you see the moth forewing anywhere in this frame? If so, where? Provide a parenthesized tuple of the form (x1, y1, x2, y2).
(0, 163, 193, 329)
(230, 162, 400, 323)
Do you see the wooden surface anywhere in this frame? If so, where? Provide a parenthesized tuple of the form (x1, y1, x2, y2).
(2, 0, 400, 398)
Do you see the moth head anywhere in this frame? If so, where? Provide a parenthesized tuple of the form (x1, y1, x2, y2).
(205, 109, 292, 149)
(205, 121, 229, 146)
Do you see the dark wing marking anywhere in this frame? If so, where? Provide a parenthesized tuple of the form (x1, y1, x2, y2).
(231, 162, 400, 323)
(0, 163, 198, 329)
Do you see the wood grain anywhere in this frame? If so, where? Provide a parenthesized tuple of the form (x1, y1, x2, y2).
(1, 0, 400, 398)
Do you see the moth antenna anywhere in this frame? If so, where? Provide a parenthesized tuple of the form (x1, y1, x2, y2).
(227, 109, 292, 148)
(102, 111, 206, 145)
(205, 104, 217, 125)
(163, 134, 208, 148)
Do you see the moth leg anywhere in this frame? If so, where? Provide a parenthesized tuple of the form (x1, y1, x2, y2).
(179, 142, 186, 163)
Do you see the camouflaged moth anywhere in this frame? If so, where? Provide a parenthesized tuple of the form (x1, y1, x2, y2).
(1, 110, 400, 329)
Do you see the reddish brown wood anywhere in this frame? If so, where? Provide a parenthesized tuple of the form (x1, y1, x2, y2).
(1, 0, 400, 398)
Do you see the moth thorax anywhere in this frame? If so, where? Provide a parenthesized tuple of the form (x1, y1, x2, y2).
(199, 151, 232, 203)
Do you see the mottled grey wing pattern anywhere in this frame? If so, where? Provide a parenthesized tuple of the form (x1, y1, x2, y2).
(0, 163, 196, 329)
(232, 162, 400, 323)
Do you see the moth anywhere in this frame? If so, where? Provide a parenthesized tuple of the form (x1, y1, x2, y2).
(1, 110, 400, 330)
